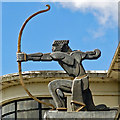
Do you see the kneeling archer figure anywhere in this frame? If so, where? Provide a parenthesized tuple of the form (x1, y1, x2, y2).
(17, 40, 109, 111)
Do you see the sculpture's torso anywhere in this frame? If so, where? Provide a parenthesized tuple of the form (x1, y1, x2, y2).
(51, 50, 86, 77)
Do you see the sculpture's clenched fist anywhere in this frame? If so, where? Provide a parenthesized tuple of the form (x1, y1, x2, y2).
(17, 52, 27, 62)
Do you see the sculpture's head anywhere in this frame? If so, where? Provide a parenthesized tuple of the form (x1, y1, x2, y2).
(52, 40, 72, 52)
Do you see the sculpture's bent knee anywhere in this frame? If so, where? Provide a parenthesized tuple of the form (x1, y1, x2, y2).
(48, 80, 60, 90)
(48, 80, 66, 108)
(48, 81, 54, 89)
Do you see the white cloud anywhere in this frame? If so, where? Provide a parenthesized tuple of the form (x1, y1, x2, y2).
(58, 1, 118, 26)
(50, 0, 118, 38)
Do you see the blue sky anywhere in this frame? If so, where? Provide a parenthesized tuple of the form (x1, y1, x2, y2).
(1, 1, 118, 75)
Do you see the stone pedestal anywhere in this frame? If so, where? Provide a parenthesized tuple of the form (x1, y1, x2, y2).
(44, 110, 119, 120)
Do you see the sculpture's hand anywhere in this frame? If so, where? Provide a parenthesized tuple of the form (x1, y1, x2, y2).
(85, 49, 101, 59)
(94, 49, 101, 57)
(17, 52, 27, 62)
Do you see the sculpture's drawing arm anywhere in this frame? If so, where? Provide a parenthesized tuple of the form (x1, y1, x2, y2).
(83, 49, 101, 60)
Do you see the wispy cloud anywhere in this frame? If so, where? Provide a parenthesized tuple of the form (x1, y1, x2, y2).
(88, 27, 105, 39)
(59, 1, 118, 26)
(50, 0, 118, 38)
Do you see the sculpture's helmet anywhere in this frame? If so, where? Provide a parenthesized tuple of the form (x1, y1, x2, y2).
(52, 40, 72, 52)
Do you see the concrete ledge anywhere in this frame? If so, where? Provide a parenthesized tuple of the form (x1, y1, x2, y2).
(44, 110, 119, 120)
(1, 70, 110, 89)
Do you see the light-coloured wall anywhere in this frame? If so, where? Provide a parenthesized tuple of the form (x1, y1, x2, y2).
(1, 82, 50, 104)
(0, 71, 119, 111)
(90, 81, 119, 108)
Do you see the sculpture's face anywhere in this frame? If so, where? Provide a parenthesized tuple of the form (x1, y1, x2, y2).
(52, 44, 68, 52)
(52, 44, 62, 52)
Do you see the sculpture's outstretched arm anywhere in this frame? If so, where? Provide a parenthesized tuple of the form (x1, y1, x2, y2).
(17, 51, 74, 63)
(17, 52, 53, 62)
(84, 49, 101, 60)
(27, 53, 53, 61)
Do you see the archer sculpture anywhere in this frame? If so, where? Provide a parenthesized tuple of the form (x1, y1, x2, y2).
(16, 4, 109, 112)
(17, 40, 109, 112)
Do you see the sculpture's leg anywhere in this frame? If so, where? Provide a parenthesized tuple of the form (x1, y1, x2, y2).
(83, 88, 96, 111)
(48, 79, 72, 111)
(71, 76, 90, 111)
(83, 88, 109, 111)
(71, 79, 85, 111)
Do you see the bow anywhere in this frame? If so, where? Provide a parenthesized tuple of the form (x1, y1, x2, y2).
(17, 4, 55, 109)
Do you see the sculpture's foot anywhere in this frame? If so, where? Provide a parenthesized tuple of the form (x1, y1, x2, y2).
(87, 104, 110, 111)
(95, 104, 110, 111)
(71, 100, 86, 112)
(56, 108, 67, 111)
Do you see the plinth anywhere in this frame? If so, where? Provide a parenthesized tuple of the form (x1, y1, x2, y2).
(44, 110, 119, 120)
